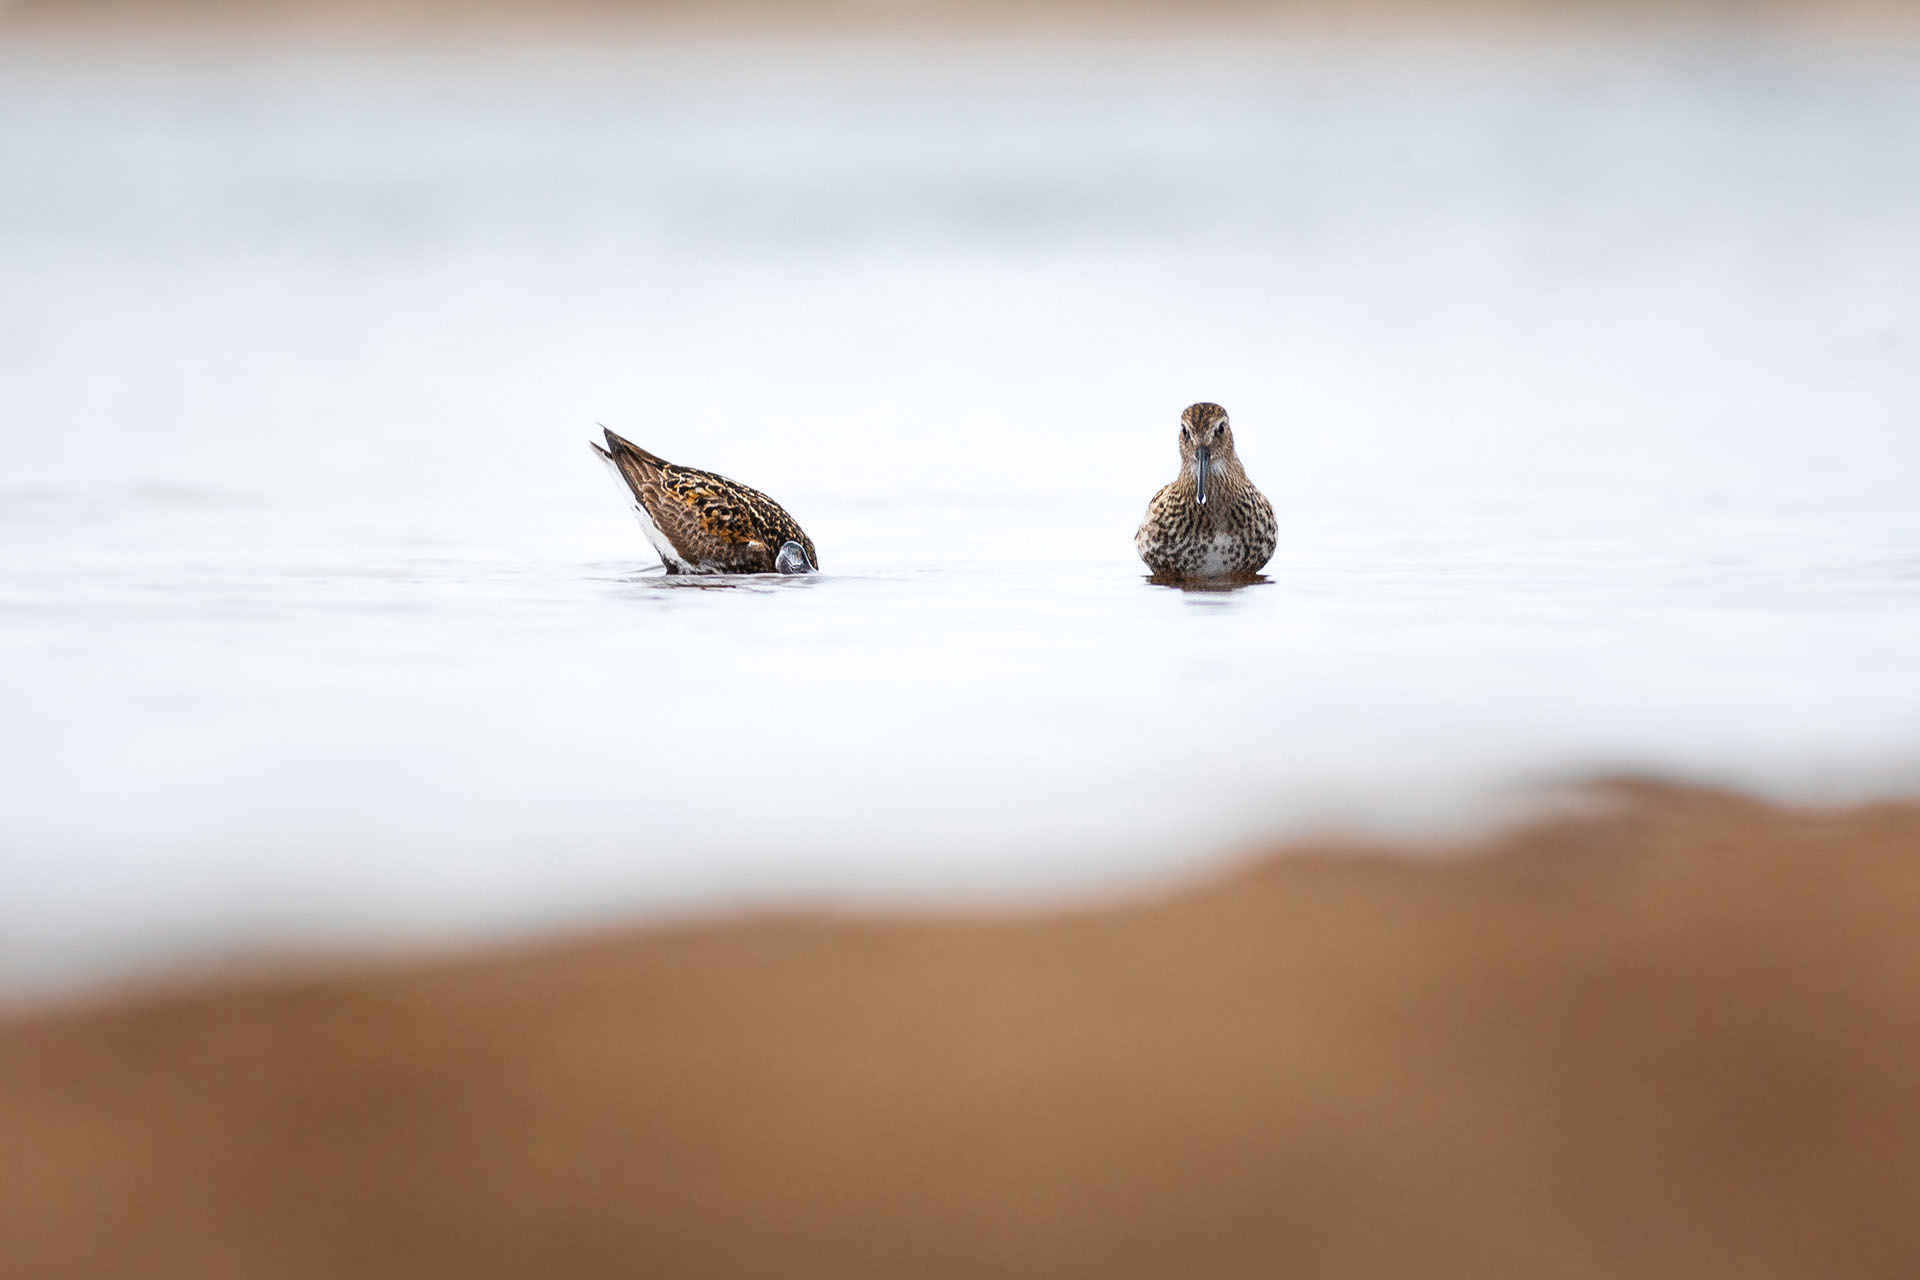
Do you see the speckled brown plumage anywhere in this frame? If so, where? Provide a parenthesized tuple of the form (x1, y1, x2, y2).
(593, 427, 818, 575)
(1135, 402, 1277, 580)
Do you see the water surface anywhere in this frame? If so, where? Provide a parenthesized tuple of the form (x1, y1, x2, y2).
(4, 29, 1919, 990)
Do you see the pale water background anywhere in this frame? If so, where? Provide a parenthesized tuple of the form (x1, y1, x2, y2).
(3, 27, 1919, 993)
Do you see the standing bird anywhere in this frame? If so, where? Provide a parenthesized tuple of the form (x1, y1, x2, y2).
(592, 426, 818, 575)
(1135, 402, 1277, 580)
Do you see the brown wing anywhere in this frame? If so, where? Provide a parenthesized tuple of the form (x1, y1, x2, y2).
(657, 467, 781, 572)
(593, 428, 724, 569)
(677, 471, 816, 571)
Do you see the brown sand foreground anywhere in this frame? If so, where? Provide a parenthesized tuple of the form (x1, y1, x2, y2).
(5, 782, 1920, 1278)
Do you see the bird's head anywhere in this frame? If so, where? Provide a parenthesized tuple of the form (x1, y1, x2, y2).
(1177, 402, 1234, 506)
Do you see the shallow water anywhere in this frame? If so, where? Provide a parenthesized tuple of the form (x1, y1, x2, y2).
(3, 28, 1919, 990)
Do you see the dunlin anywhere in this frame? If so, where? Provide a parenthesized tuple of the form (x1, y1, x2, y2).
(593, 427, 818, 575)
(1134, 402, 1277, 580)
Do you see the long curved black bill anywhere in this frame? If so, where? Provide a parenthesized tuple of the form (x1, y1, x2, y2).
(1194, 445, 1211, 506)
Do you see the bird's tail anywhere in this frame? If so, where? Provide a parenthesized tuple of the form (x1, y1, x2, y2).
(591, 424, 671, 501)
(597, 425, 669, 469)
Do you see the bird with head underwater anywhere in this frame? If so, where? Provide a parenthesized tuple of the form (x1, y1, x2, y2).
(592, 426, 817, 575)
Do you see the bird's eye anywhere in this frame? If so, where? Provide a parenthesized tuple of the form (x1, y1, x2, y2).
(1180, 426, 1192, 441)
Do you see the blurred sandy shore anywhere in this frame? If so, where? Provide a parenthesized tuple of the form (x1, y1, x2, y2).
(5, 782, 1920, 1277)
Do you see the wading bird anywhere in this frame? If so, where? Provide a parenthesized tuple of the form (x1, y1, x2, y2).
(593, 426, 817, 575)
(1135, 402, 1276, 580)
